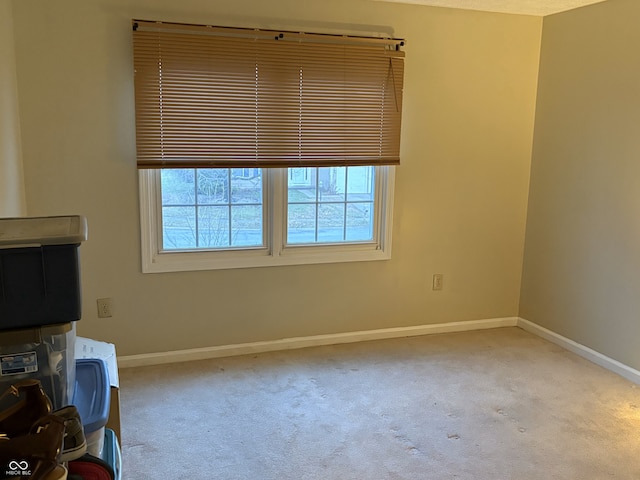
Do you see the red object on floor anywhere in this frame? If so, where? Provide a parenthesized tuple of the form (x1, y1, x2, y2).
(68, 453, 114, 480)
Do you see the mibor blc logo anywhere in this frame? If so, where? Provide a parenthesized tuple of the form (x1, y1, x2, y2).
(5, 460, 31, 476)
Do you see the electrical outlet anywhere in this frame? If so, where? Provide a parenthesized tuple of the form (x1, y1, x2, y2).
(432, 274, 444, 291)
(97, 298, 113, 318)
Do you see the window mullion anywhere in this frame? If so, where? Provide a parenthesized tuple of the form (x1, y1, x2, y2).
(154, 170, 164, 252)
(343, 168, 349, 241)
(376, 166, 394, 250)
(270, 168, 285, 256)
(315, 168, 320, 243)
(194, 169, 200, 248)
(373, 166, 383, 245)
(227, 169, 232, 246)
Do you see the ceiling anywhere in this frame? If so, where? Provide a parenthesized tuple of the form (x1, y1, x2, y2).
(372, 0, 609, 16)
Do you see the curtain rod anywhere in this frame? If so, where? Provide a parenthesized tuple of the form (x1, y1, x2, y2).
(132, 19, 405, 50)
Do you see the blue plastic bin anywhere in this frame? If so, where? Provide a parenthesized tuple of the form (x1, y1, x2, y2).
(101, 428, 122, 480)
(72, 358, 110, 457)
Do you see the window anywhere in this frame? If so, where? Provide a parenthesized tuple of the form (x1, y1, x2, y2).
(159, 168, 264, 250)
(133, 20, 404, 273)
(287, 166, 375, 244)
(139, 166, 394, 272)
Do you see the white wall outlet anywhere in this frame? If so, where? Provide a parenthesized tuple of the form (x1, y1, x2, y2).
(432, 274, 444, 291)
(97, 298, 113, 318)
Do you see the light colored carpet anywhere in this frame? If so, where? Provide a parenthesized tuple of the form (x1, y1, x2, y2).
(119, 327, 640, 479)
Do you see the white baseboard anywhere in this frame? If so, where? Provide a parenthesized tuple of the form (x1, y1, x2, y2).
(517, 318, 640, 384)
(118, 316, 640, 384)
(118, 316, 518, 368)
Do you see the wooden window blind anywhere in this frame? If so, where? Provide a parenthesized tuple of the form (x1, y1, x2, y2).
(132, 20, 405, 169)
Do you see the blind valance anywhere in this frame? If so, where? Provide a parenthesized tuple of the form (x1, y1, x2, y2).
(132, 20, 405, 169)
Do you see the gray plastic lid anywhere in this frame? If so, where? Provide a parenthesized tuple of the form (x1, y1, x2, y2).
(0, 215, 88, 247)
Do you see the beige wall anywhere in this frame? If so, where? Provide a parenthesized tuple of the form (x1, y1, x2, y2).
(11, 0, 541, 356)
(0, 0, 26, 217)
(520, 0, 640, 370)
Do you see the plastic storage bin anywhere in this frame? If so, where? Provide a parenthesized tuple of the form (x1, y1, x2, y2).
(0, 322, 76, 410)
(0, 215, 88, 331)
(73, 358, 111, 457)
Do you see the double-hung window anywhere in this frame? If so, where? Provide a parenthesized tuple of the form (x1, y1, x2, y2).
(133, 20, 405, 273)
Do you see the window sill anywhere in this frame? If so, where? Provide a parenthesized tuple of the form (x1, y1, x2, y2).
(142, 243, 391, 273)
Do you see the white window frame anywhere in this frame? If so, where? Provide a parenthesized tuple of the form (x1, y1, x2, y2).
(139, 167, 395, 273)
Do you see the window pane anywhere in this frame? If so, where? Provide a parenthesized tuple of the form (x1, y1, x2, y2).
(318, 203, 345, 242)
(160, 168, 265, 251)
(288, 168, 316, 203)
(231, 169, 262, 204)
(345, 203, 374, 241)
(231, 205, 263, 247)
(198, 206, 230, 247)
(161, 169, 195, 205)
(346, 166, 375, 202)
(287, 166, 376, 245)
(287, 203, 317, 244)
(318, 167, 345, 202)
(197, 169, 229, 205)
(162, 206, 196, 249)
